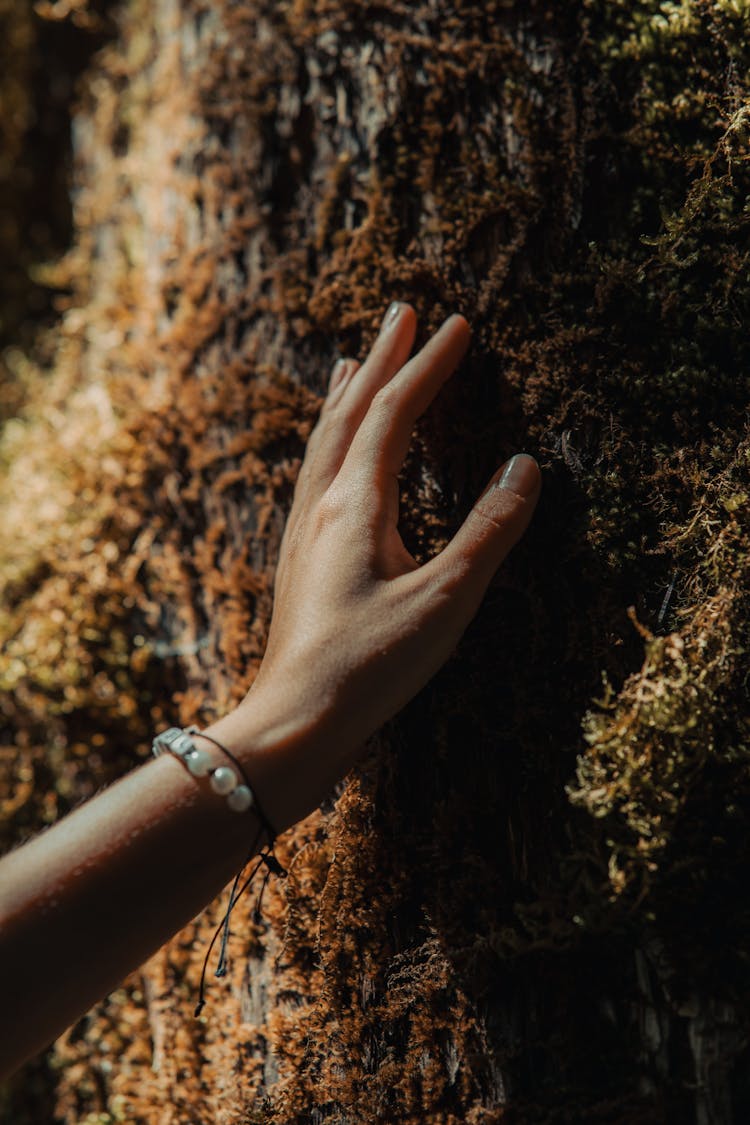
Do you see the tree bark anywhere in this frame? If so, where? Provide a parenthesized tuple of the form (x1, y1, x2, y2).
(1, 1, 749, 1123)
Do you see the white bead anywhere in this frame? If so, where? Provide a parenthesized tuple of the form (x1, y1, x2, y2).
(227, 785, 254, 812)
(185, 749, 211, 777)
(210, 766, 237, 795)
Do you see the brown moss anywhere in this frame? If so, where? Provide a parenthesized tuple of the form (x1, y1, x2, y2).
(2, 0, 750, 1121)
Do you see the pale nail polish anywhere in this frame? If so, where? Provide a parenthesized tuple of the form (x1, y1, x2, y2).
(498, 454, 539, 499)
(381, 301, 402, 331)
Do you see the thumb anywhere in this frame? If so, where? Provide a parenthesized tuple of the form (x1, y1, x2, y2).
(427, 453, 541, 614)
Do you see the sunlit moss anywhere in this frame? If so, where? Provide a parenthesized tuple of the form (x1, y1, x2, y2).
(2, 0, 750, 1120)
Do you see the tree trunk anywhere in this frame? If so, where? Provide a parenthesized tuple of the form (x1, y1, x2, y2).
(1, 1, 749, 1123)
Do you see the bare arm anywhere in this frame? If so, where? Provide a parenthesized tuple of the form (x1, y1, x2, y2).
(0, 304, 541, 1078)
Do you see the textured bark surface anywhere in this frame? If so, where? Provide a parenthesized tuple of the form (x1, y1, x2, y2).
(1, 1, 749, 1123)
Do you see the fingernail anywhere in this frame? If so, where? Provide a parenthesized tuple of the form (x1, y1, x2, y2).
(381, 301, 402, 331)
(332, 358, 347, 378)
(498, 454, 539, 499)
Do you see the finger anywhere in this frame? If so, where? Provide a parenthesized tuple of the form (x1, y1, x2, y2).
(297, 304, 418, 504)
(328, 357, 358, 396)
(303, 358, 360, 463)
(338, 302, 418, 423)
(414, 453, 541, 618)
(286, 358, 361, 540)
(341, 314, 471, 483)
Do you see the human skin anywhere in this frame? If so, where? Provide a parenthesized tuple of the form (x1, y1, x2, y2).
(0, 303, 540, 1077)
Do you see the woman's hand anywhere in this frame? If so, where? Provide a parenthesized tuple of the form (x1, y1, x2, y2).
(212, 304, 541, 830)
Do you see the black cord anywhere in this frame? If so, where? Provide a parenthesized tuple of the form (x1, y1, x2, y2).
(194, 846, 288, 1016)
(194, 827, 264, 1017)
(190, 728, 279, 845)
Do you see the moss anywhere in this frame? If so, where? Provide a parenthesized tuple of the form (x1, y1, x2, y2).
(2, 0, 750, 1120)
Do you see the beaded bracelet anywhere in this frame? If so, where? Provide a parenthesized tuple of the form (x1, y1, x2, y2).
(152, 725, 256, 812)
(153, 725, 285, 1015)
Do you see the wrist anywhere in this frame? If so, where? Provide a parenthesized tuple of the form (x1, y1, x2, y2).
(200, 681, 351, 834)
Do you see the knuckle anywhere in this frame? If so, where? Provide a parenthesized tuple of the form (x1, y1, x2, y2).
(372, 382, 400, 412)
(312, 485, 349, 531)
(470, 491, 522, 534)
(468, 506, 507, 535)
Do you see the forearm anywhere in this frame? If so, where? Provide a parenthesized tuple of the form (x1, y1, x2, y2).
(0, 695, 315, 1079)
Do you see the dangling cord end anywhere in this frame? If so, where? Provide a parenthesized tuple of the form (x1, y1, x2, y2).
(253, 864, 272, 925)
(215, 863, 245, 978)
(253, 850, 287, 923)
(194, 827, 264, 1018)
(262, 851, 287, 879)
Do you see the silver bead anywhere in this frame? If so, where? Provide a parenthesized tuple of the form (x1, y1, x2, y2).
(185, 748, 211, 777)
(210, 766, 237, 795)
(227, 785, 254, 812)
(172, 731, 196, 758)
